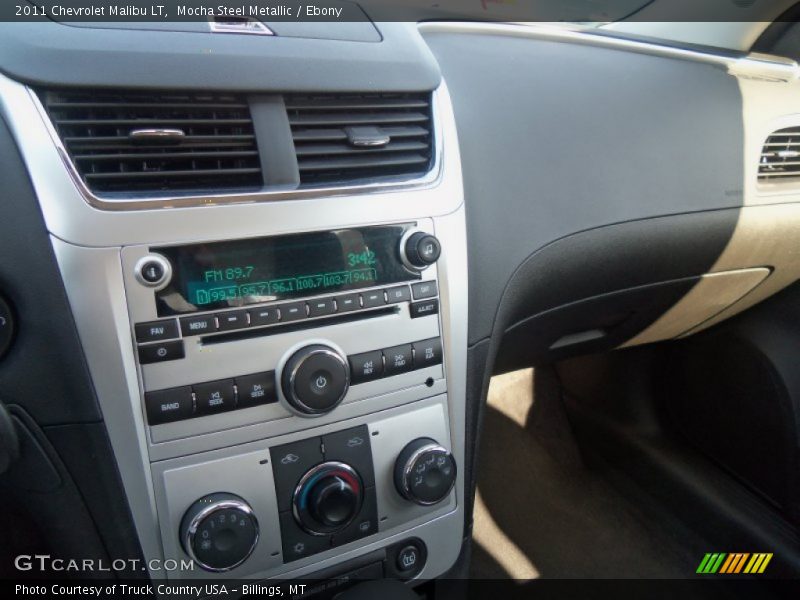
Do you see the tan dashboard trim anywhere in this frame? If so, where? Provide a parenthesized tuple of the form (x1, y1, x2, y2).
(622, 267, 771, 347)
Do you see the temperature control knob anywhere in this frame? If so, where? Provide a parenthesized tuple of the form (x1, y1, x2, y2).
(394, 438, 456, 506)
(180, 493, 258, 572)
(402, 232, 441, 270)
(281, 344, 350, 416)
(293, 462, 363, 535)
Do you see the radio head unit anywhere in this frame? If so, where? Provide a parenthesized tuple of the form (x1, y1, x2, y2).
(153, 224, 421, 316)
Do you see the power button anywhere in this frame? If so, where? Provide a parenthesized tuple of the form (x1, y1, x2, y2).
(281, 345, 350, 416)
(0, 295, 15, 360)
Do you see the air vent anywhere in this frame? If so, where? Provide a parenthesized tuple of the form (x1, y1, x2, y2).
(41, 90, 263, 194)
(285, 93, 434, 186)
(759, 127, 800, 182)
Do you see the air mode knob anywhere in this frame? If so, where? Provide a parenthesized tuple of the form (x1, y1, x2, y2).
(180, 493, 259, 572)
(402, 232, 441, 270)
(394, 438, 456, 506)
(281, 344, 350, 416)
(293, 462, 363, 535)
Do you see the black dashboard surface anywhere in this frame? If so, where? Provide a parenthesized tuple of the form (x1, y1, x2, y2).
(422, 30, 744, 347)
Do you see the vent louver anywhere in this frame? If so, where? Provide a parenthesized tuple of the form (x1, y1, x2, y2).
(41, 90, 263, 194)
(285, 93, 434, 186)
(759, 127, 800, 182)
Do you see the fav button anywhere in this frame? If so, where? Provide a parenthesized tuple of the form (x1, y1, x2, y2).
(144, 386, 194, 425)
(193, 379, 236, 415)
(135, 319, 179, 343)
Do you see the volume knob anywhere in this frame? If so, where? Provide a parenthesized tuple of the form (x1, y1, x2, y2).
(281, 344, 350, 416)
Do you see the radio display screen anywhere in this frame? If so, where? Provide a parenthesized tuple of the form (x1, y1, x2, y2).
(154, 224, 420, 316)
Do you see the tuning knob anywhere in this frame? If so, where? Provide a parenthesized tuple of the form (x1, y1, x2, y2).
(394, 438, 456, 506)
(281, 344, 350, 416)
(293, 462, 363, 535)
(180, 493, 258, 572)
(401, 231, 441, 270)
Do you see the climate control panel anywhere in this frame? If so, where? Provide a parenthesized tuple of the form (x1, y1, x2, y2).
(269, 425, 379, 562)
(155, 397, 457, 579)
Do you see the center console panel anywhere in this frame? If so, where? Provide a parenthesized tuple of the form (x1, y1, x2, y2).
(125, 220, 458, 578)
(1, 47, 467, 581)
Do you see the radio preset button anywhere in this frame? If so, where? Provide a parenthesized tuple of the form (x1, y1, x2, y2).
(307, 297, 336, 317)
(349, 351, 384, 384)
(385, 285, 411, 304)
(216, 310, 249, 331)
(145, 386, 194, 425)
(413, 338, 443, 369)
(383, 344, 413, 376)
(235, 372, 277, 408)
(193, 379, 236, 415)
(410, 299, 439, 319)
(179, 315, 216, 337)
(135, 319, 179, 343)
(249, 306, 280, 327)
(411, 281, 438, 300)
(280, 301, 307, 322)
(138, 340, 185, 364)
(360, 290, 386, 309)
(336, 293, 360, 313)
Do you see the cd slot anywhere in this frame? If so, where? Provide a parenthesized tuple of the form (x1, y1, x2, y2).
(201, 306, 400, 346)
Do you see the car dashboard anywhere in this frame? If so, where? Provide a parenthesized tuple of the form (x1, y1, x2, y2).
(2, 13, 800, 590)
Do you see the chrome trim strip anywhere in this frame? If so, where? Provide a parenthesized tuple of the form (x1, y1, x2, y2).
(418, 22, 800, 83)
(208, 18, 275, 36)
(26, 85, 444, 211)
(129, 128, 186, 141)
